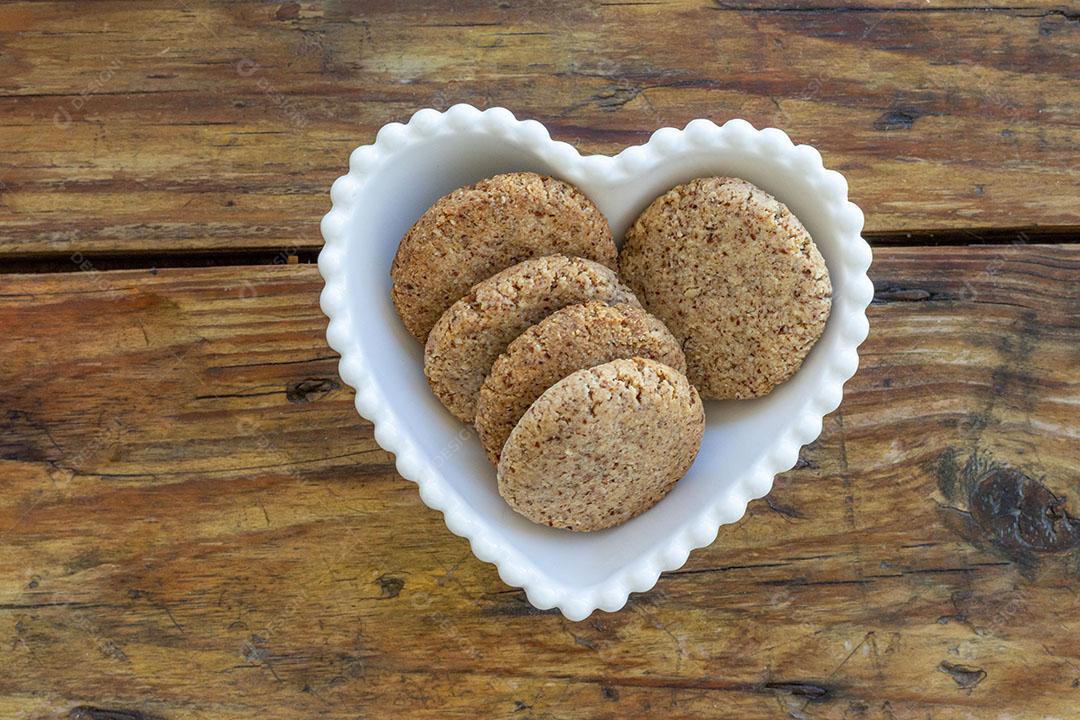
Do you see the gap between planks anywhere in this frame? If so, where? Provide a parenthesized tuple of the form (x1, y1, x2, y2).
(0, 226, 1076, 274)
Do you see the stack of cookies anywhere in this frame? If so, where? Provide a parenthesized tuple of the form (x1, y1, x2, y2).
(391, 171, 831, 532)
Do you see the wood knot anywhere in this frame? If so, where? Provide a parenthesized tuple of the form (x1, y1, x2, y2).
(873, 283, 932, 303)
(286, 377, 339, 404)
(873, 108, 921, 131)
(376, 575, 404, 599)
(934, 449, 1079, 574)
(938, 661, 987, 691)
(971, 466, 1079, 554)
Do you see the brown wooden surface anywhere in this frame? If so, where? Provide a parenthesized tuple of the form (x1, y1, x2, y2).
(1, 2, 1079, 719)
(1, 1, 1078, 257)
(2, 249, 1078, 719)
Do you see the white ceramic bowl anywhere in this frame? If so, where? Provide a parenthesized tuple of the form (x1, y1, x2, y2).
(319, 104, 873, 621)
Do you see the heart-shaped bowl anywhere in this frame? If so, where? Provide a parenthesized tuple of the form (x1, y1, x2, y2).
(319, 104, 873, 620)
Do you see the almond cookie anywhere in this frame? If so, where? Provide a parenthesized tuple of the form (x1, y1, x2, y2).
(391, 172, 616, 342)
(475, 302, 686, 465)
(425, 255, 639, 422)
(618, 176, 832, 399)
(498, 357, 704, 532)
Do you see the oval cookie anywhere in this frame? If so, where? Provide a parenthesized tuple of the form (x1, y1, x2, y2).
(424, 255, 639, 422)
(391, 171, 616, 342)
(618, 176, 831, 399)
(497, 357, 704, 532)
(475, 301, 686, 465)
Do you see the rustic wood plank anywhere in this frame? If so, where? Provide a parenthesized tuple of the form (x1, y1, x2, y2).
(1, 246, 1077, 719)
(1, 1, 1077, 256)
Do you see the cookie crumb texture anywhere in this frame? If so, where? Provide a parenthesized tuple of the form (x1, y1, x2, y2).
(391, 171, 616, 342)
(497, 357, 704, 532)
(425, 255, 639, 422)
(476, 301, 686, 465)
(619, 176, 832, 399)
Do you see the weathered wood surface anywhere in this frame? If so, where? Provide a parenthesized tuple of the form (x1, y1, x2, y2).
(1, 1, 1078, 257)
(1, 246, 1077, 719)
(2, 1, 1078, 717)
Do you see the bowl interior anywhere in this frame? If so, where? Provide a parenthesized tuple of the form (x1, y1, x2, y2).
(343, 131, 849, 590)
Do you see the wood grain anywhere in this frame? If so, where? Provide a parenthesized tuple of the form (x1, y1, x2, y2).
(2, 246, 1077, 719)
(2, 2, 1077, 717)
(1, 1, 1078, 256)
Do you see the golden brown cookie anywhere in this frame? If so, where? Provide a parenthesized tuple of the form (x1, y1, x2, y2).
(618, 176, 831, 399)
(424, 256, 639, 422)
(475, 302, 686, 465)
(497, 357, 704, 532)
(391, 172, 616, 342)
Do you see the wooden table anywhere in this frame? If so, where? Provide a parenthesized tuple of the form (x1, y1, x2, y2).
(2, 2, 1077, 718)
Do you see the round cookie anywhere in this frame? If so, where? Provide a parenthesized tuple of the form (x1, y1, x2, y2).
(497, 357, 704, 532)
(618, 176, 832, 399)
(475, 301, 686, 465)
(391, 172, 616, 342)
(425, 255, 639, 422)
